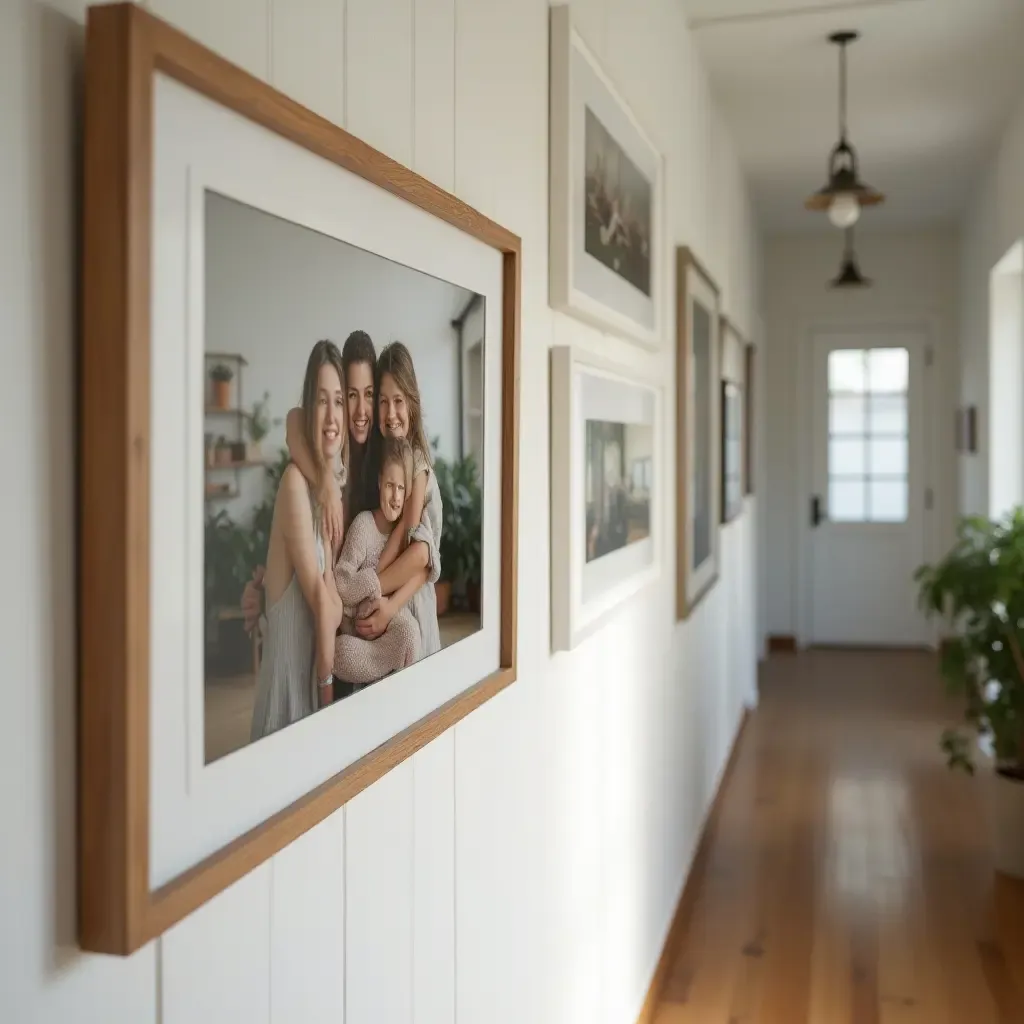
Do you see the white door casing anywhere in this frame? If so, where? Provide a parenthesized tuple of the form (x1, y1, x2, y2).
(800, 324, 933, 648)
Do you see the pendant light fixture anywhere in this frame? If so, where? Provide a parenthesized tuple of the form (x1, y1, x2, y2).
(830, 227, 871, 288)
(805, 30, 884, 228)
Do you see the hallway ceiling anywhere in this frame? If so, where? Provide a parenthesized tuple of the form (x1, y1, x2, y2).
(681, 0, 1024, 232)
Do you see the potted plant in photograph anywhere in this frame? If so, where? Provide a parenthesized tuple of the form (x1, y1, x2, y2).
(914, 508, 1024, 879)
(247, 391, 280, 461)
(213, 435, 233, 466)
(210, 362, 234, 409)
(431, 439, 483, 616)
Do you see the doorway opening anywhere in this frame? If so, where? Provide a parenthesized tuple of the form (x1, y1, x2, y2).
(988, 241, 1024, 520)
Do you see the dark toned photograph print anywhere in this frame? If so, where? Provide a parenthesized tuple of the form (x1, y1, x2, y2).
(691, 303, 712, 570)
(583, 106, 653, 297)
(201, 191, 485, 765)
(584, 419, 653, 563)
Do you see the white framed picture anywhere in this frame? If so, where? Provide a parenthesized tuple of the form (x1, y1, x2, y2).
(550, 345, 662, 652)
(549, 4, 665, 350)
(676, 246, 722, 619)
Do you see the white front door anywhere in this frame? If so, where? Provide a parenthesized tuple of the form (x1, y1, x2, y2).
(808, 328, 931, 647)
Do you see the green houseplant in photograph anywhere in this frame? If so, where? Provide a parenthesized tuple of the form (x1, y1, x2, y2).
(914, 508, 1024, 878)
(209, 362, 234, 409)
(431, 437, 483, 615)
(247, 390, 281, 460)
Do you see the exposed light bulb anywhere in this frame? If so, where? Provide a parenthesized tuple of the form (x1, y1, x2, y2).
(828, 193, 860, 228)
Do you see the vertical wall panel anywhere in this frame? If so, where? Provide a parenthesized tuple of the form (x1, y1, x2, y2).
(270, 0, 345, 126)
(270, 813, 346, 1024)
(345, 765, 414, 1024)
(346, 0, 414, 166)
(151, 0, 270, 79)
(161, 865, 272, 1024)
(412, 736, 456, 1024)
(412, 0, 455, 191)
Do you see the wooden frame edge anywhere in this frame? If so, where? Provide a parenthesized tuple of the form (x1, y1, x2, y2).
(634, 709, 750, 1023)
(744, 342, 755, 496)
(674, 245, 722, 622)
(79, 1, 521, 955)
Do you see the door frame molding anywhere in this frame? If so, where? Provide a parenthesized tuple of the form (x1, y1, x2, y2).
(794, 313, 944, 649)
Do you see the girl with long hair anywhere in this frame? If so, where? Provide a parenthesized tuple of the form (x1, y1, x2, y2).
(249, 340, 347, 740)
(352, 341, 441, 657)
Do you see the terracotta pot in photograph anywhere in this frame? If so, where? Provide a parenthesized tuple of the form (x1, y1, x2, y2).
(212, 378, 231, 409)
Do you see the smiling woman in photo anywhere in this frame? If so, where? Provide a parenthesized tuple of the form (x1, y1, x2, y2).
(249, 340, 348, 741)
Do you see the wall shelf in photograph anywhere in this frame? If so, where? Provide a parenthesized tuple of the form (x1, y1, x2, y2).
(550, 345, 662, 652)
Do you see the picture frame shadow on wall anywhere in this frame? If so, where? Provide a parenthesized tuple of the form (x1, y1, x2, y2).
(79, 2, 520, 956)
(676, 246, 722, 620)
(720, 316, 745, 525)
(550, 346, 662, 651)
(744, 341, 755, 495)
(548, 3, 665, 351)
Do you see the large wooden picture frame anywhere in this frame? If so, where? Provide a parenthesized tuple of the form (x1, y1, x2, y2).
(675, 246, 721, 619)
(548, 4, 665, 350)
(550, 346, 662, 651)
(80, 2, 520, 956)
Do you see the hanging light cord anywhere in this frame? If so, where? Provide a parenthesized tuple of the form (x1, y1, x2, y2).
(838, 38, 848, 142)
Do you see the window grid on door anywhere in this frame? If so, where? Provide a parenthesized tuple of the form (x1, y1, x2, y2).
(826, 347, 909, 523)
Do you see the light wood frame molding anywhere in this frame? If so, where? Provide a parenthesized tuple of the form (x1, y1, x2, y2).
(79, 1, 521, 956)
(675, 245, 722, 621)
(744, 340, 755, 495)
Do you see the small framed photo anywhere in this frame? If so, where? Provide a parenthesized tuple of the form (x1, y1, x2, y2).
(548, 4, 665, 349)
(550, 346, 662, 651)
(676, 246, 722, 619)
(720, 316, 745, 524)
(79, 3, 520, 955)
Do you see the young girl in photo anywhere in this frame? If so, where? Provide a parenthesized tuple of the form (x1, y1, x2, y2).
(331, 436, 421, 686)
(360, 341, 442, 657)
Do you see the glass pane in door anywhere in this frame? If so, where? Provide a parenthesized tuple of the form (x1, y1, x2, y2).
(826, 348, 910, 523)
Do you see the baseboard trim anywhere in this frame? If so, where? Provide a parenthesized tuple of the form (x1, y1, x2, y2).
(634, 708, 751, 1024)
(768, 634, 797, 652)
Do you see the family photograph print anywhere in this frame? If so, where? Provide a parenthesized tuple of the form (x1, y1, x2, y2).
(584, 419, 653, 563)
(583, 105, 653, 298)
(202, 191, 485, 763)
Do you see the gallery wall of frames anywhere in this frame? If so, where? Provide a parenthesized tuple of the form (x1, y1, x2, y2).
(76, 1, 757, 955)
(27, 1, 765, 1019)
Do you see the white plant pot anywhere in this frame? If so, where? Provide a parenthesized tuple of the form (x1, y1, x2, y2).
(991, 769, 1024, 880)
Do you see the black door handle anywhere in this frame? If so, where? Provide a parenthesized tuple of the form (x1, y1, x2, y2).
(811, 495, 824, 527)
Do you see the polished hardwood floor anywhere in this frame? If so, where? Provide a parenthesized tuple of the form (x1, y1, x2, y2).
(653, 648, 1024, 1023)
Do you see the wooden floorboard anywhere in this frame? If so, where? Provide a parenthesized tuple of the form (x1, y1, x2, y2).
(651, 648, 1024, 1024)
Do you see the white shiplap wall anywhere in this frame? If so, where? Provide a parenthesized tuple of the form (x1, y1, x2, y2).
(0, 0, 762, 1022)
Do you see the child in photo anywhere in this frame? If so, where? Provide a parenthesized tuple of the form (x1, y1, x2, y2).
(332, 436, 422, 685)
(363, 341, 442, 656)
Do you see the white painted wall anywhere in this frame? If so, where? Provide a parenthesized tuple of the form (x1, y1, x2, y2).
(961, 95, 1024, 517)
(763, 228, 958, 639)
(987, 247, 1024, 520)
(1, 1, 761, 1023)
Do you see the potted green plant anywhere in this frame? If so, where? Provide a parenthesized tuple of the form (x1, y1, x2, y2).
(247, 391, 281, 460)
(209, 363, 234, 409)
(431, 439, 483, 616)
(914, 508, 1024, 879)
